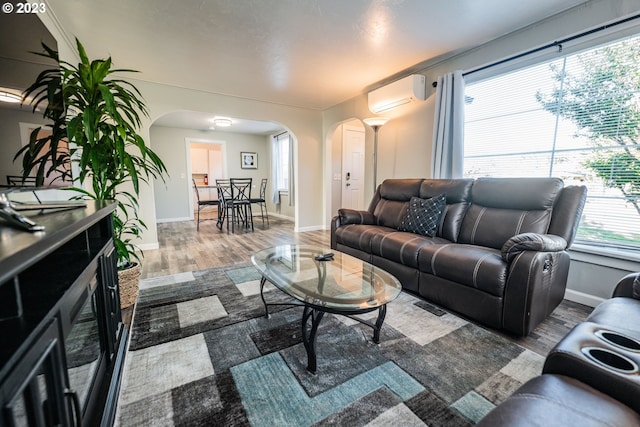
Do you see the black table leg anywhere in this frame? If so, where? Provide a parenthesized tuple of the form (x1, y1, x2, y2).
(259, 277, 270, 318)
(301, 305, 325, 374)
(372, 304, 387, 344)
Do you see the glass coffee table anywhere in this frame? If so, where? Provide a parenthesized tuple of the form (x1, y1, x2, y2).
(251, 245, 402, 374)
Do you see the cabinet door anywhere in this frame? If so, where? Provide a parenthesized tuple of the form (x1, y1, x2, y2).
(190, 147, 208, 173)
(99, 244, 123, 362)
(1, 320, 77, 427)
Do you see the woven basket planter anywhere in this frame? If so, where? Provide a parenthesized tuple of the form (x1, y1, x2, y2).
(118, 262, 141, 309)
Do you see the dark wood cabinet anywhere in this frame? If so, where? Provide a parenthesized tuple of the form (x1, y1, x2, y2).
(0, 202, 127, 426)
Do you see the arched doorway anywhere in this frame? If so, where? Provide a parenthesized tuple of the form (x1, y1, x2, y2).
(149, 110, 290, 226)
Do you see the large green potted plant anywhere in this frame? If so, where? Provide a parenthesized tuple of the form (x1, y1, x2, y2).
(16, 38, 168, 308)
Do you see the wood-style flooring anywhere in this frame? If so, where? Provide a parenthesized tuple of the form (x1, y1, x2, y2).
(140, 213, 329, 279)
(136, 211, 593, 356)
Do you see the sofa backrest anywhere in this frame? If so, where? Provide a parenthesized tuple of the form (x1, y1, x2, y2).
(370, 178, 473, 240)
(370, 179, 423, 228)
(419, 179, 473, 242)
(368, 177, 586, 250)
(548, 185, 588, 247)
(457, 177, 564, 249)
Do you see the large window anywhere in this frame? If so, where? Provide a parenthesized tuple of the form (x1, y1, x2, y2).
(273, 132, 290, 191)
(464, 34, 640, 250)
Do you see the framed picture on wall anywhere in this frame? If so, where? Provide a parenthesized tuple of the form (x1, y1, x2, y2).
(241, 152, 257, 169)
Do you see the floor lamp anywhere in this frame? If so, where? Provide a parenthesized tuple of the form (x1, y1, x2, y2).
(363, 117, 390, 193)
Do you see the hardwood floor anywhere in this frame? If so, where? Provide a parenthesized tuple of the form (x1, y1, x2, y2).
(138, 212, 593, 356)
(140, 213, 329, 279)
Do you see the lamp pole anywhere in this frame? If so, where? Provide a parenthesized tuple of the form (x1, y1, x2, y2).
(363, 117, 390, 193)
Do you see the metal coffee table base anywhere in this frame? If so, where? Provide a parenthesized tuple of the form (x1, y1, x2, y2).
(259, 277, 388, 374)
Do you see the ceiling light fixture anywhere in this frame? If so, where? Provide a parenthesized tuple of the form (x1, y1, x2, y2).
(213, 118, 232, 127)
(0, 91, 21, 104)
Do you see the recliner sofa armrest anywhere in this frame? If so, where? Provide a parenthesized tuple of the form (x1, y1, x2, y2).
(503, 251, 571, 336)
(612, 272, 640, 299)
(501, 233, 567, 263)
(337, 208, 375, 226)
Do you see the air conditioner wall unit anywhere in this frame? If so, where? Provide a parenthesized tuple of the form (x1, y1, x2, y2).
(368, 74, 426, 113)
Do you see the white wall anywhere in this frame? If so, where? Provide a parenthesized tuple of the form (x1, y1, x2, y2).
(322, 0, 640, 305)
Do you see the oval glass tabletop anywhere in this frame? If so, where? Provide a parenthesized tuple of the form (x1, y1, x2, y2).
(251, 245, 401, 311)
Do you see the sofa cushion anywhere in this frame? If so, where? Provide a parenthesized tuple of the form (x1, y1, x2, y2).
(373, 179, 423, 228)
(398, 194, 446, 237)
(372, 199, 410, 229)
(469, 177, 564, 210)
(370, 231, 450, 268)
(417, 243, 507, 296)
(419, 179, 473, 242)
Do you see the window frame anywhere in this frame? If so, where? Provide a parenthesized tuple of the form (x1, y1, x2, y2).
(461, 26, 640, 256)
(273, 132, 290, 193)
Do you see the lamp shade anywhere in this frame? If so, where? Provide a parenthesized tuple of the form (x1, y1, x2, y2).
(363, 117, 390, 128)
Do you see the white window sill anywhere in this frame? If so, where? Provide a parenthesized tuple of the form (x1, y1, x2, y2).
(569, 243, 640, 270)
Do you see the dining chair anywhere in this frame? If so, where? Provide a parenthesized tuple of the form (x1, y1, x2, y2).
(6, 175, 38, 186)
(6, 175, 42, 203)
(229, 178, 254, 232)
(249, 178, 269, 226)
(192, 178, 220, 231)
(216, 179, 232, 231)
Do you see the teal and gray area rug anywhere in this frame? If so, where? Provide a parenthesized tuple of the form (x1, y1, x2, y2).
(116, 264, 544, 426)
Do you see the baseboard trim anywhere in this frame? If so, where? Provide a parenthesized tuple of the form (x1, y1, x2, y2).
(267, 212, 293, 220)
(564, 288, 605, 308)
(157, 217, 192, 224)
(138, 242, 160, 251)
(296, 225, 325, 232)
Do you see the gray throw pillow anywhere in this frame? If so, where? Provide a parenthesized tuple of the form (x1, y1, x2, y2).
(398, 193, 446, 237)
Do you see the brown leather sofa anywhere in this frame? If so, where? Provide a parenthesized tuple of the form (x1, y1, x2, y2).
(478, 273, 640, 426)
(331, 177, 587, 336)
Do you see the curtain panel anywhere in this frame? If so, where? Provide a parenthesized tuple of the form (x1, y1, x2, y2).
(270, 132, 295, 206)
(431, 70, 465, 179)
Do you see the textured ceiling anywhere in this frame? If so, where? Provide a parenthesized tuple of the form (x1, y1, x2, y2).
(47, 0, 589, 112)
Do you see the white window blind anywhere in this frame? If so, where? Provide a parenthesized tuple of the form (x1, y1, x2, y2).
(464, 34, 640, 250)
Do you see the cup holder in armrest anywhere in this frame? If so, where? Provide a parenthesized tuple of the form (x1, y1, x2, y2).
(582, 346, 639, 374)
(595, 330, 640, 352)
(543, 322, 640, 414)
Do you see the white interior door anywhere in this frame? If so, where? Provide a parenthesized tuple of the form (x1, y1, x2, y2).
(341, 125, 365, 210)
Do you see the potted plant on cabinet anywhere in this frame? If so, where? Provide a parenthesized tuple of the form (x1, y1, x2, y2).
(15, 39, 168, 308)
